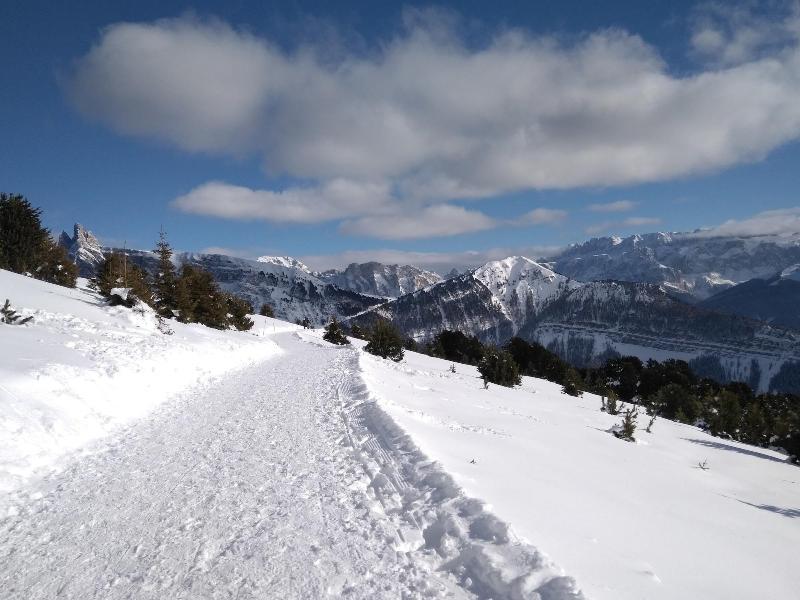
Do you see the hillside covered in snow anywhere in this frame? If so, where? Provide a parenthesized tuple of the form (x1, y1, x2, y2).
(1, 269, 797, 600)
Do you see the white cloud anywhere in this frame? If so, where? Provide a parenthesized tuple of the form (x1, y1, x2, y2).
(585, 216, 662, 235)
(518, 208, 568, 225)
(690, 2, 800, 66)
(588, 200, 637, 212)
(69, 11, 800, 206)
(339, 204, 497, 239)
(689, 207, 800, 238)
(172, 179, 392, 223)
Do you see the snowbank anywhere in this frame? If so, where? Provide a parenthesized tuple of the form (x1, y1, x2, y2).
(359, 345, 800, 600)
(0, 270, 281, 494)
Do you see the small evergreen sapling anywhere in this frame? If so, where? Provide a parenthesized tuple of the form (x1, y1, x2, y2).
(614, 407, 638, 442)
(606, 390, 620, 415)
(646, 413, 657, 433)
(323, 317, 349, 345)
(1, 299, 32, 325)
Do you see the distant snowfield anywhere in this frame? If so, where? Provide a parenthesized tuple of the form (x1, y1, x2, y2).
(1, 268, 798, 599)
(360, 347, 800, 600)
(0, 269, 283, 494)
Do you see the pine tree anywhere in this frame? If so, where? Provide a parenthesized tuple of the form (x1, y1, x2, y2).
(615, 407, 638, 442)
(153, 229, 178, 317)
(0, 194, 77, 288)
(95, 252, 127, 299)
(1, 299, 33, 325)
(35, 239, 78, 288)
(349, 323, 365, 339)
(225, 293, 254, 331)
(365, 320, 405, 361)
(95, 252, 153, 307)
(478, 348, 521, 387)
(561, 368, 584, 397)
(175, 265, 229, 329)
(323, 317, 349, 345)
(0, 193, 48, 274)
(259, 303, 274, 317)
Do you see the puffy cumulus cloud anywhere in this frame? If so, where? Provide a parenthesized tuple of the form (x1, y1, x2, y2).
(585, 216, 661, 235)
(339, 204, 497, 240)
(690, 207, 800, 238)
(171, 179, 392, 223)
(300, 244, 562, 274)
(690, 2, 800, 66)
(70, 12, 800, 200)
(588, 200, 637, 212)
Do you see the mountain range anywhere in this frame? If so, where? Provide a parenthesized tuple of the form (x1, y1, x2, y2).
(59, 223, 800, 392)
(543, 231, 800, 300)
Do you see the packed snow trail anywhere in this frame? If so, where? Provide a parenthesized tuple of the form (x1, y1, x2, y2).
(0, 332, 581, 600)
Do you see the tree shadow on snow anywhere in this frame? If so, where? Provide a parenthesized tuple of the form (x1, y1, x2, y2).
(736, 499, 800, 519)
(683, 438, 790, 465)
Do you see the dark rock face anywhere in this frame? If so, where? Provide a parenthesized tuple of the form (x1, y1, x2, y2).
(698, 268, 800, 331)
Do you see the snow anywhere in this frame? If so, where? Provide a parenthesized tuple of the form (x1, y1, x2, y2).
(0, 269, 280, 494)
(472, 257, 579, 326)
(780, 263, 800, 281)
(360, 346, 800, 600)
(256, 255, 314, 274)
(2, 266, 798, 599)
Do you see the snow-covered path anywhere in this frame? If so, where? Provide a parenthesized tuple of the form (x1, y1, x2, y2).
(0, 332, 579, 599)
(0, 334, 433, 598)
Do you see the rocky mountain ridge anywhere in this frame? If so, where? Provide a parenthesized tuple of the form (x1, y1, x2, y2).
(350, 256, 800, 393)
(543, 231, 800, 300)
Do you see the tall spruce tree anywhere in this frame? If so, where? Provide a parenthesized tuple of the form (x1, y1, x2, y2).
(153, 229, 178, 317)
(0, 193, 77, 288)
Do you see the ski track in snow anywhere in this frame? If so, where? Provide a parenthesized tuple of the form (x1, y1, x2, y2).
(0, 332, 581, 600)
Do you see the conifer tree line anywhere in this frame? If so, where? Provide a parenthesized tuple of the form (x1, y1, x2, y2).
(95, 232, 254, 331)
(367, 326, 800, 462)
(0, 194, 77, 288)
(0, 194, 254, 332)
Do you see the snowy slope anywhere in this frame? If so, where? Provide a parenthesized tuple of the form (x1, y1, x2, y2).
(319, 262, 443, 298)
(359, 346, 800, 600)
(0, 269, 281, 493)
(256, 255, 314, 274)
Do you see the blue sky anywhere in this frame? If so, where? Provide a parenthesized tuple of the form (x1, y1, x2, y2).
(2, 0, 799, 272)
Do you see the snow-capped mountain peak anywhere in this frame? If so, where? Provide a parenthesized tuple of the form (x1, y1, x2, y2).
(473, 256, 580, 323)
(256, 255, 313, 274)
